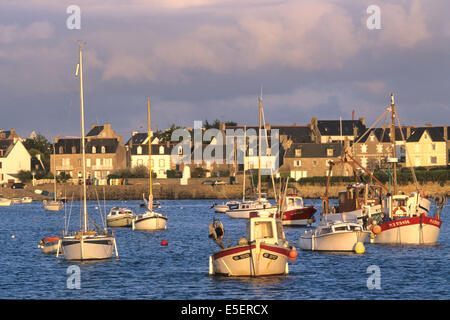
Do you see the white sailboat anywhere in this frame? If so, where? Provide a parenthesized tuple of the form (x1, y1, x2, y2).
(226, 94, 276, 219)
(57, 43, 118, 261)
(131, 98, 168, 231)
(43, 143, 64, 211)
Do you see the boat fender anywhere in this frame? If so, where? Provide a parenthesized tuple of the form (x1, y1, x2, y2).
(373, 225, 381, 234)
(288, 247, 298, 261)
(238, 238, 248, 246)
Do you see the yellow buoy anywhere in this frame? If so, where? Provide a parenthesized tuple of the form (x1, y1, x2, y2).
(354, 242, 365, 254)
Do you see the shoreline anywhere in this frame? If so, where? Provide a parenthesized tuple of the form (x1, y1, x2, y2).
(1, 179, 448, 201)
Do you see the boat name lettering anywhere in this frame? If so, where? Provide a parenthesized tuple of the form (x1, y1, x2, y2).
(262, 253, 278, 260)
(388, 219, 411, 228)
(232, 253, 250, 261)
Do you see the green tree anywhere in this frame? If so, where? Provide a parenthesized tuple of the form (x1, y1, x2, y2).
(23, 133, 52, 174)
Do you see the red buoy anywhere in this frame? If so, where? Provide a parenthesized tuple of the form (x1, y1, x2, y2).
(288, 248, 298, 261)
(160, 240, 168, 246)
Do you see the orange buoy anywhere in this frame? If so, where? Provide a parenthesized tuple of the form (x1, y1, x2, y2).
(373, 225, 382, 234)
(160, 240, 168, 246)
(288, 248, 298, 261)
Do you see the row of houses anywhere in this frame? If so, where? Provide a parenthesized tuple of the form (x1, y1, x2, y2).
(1, 118, 449, 185)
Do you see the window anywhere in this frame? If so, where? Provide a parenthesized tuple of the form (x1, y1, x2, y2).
(295, 148, 302, 157)
(254, 221, 273, 240)
(370, 135, 375, 142)
(376, 144, 383, 153)
(137, 146, 142, 155)
(430, 156, 437, 164)
(312, 160, 317, 167)
(59, 146, 63, 154)
(294, 160, 301, 167)
(0, 162, 2, 169)
(92, 146, 96, 154)
(86, 158, 91, 167)
(327, 148, 333, 157)
(101, 146, 106, 154)
(178, 146, 183, 155)
(159, 146, 164, 155)
(159, 159, 165, 167)
(137, 159, 143, 166)
(431, 144, 436, 151)
(71, 146, 76, 154)
(361, 144, 367, 153)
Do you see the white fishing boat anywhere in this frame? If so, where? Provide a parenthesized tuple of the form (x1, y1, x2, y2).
(58, 43, 118, 261)
(43, 143, 64, 212)
(0, 197, 12, 206)
(208, 212, 298, 277)
(106, 207, 134, 228)
(11, 198, 22, 204)
(298, 220, 370, 252)
(39, 237, 62, 255)
(212, 201, 240, 213)
(132, 98, 167, 231)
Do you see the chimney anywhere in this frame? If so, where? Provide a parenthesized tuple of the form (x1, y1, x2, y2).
(424, 123, 432, 127)
(219, 122, 226, 131)
(358, 117, 366, 126)
(352, 110, 355, 121)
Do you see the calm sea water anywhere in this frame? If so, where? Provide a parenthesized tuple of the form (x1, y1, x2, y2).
(0, 199, 448, 300)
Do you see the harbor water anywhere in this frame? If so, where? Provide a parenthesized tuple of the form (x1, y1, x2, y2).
(0, 199, 448, 299)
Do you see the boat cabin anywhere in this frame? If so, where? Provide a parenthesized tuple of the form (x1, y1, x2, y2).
(245, 214, 285, 245)
(338, 184, 382, 213)
(284, 193, 304, 210)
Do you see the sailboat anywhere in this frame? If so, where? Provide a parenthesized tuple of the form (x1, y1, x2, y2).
(43, 143, 64, 211)
(368, 95, 443, 245)
(226, 93, 276, 219)
(57, 43, 118, 261)
(131, 98, 168, 231)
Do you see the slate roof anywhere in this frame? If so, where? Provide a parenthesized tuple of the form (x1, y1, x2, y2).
(285, 143, 343, 158)
(356, 127, 408, 143)
(55, 138, 119, 154)
(0, 140, 14, 157)
(317, 120, 366, 137)
(130, 144, 173, 156)
(407, 127, 445, 142)
(226, 125, 312, 143)
(86, 125, 104, 137)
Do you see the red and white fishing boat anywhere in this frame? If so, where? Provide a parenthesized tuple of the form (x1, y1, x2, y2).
(371, 192, 443, 244)
(208, 212, 298, 277)
(279, 194, 316, 226)
(362, 95, 443, 245)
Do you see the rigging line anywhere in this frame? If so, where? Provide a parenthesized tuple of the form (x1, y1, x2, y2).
(394, 110, 421, 193)
(260, 104, 278, 203)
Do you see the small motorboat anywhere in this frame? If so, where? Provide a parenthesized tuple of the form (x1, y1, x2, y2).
(225, 198, 277, 219)
(21, 197, 33, 203)
(212, 201, 240, 213)
(0, 197, 12, 206)
(298, 220, 370, 252)
(43, 199, 64, 211)
(106, 207, 134, 228)
(208, 212, 298, 277)
(279, 194, 317, 226)
(39, 237, 62, 255)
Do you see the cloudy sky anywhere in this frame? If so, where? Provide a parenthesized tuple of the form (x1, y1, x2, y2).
(1, 0, 449, 141)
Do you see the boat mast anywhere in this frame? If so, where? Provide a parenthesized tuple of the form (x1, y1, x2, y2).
(390, 94, 398, 195)
(148, 98, 153, 211)
(243, 124, 247, 202)
(53, 142, 57, 202)
(78, 43, 88, 232)
(258, 89, 262, 201)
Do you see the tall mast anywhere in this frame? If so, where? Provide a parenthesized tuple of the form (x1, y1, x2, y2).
(148, 98, 153, 210)
(243, 124, 247, 202)
(390, 93, 398, 195)
(78, 43, 88, 232)
(258, 89, 262, 201)
(53, 142, 57, 202)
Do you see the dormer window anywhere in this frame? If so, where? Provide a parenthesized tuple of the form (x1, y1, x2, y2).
(92, 146, 96, 154)
(101, 146, 106, 153)
(137, 146, 142, 155)
(71, 146, 76, 154)
(178, 146, 183, 155)
(295, 148, 302, 157)
(59, 146, 63, 154)
(327, 148, 333, 157)
(159, 146, 164, 154)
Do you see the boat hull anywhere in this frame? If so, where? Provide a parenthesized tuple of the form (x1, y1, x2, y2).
(0, 199, 12, 206)
(132, 212, 167, 231)
(298, 230, 370, 251)
(61, 235, 115, 260)
(226, 206, 277, 219)
(214, 205, 229, 213)
(210, 243, 290, 277)
(106, 215, 133, 228)
(43, 200, 63, 211)
(282, 206, 316, 226)
(373, 216, 442, 245)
